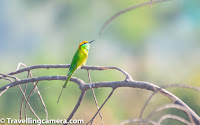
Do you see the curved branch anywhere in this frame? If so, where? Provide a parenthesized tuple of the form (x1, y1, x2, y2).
(98, 0, 171, 36)
(0, 76, 86, 92)
(120, 118, 156, 125)
(64, 91, 86, 125)
(0, 86, 9, 96)
(24, 81, 39, 120)
(87, 70, 104, 125)
(139, 84, 200, 125)
(5, 64, 132, 81)
(156, 114, 191, 125)
(0, 75, 200, 124)
(16, 62, 48, 120)
(0, 73, 19, 80)
(7, 64, 70, 76)
(83, 66, 132, 80)
(18, 85, 40, 120)
(86, 88, 115, 125)
(1, 65, 200, 124)
(146, 103, 195, 125)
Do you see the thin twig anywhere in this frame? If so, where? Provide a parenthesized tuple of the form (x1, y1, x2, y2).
(0, 73, 18, 80)
(16, 63, 41, 120)
(1, 75, 200, 124)
(25, 81, 39, 119)
(1, 64, 200, 124)
(64, 91, 86, 125)
(120, 118, 156, 125)
(87, 70, 104, 125)
(161, 84, 200, 92)
(0, 76, 85, 91)
(0, 69, 27, 122)
(156, 114, 191, 125)
(7, 65, 132, 81)
(1, 77, 13, 83)
(16, 63, 37, 120)
(18, 85, 40, 120)
(15, 63, 28, 121)
(19, 73, 29, 121)
(0, 86, 9, 96)
(138, 90, 157, 125)
(138, 84, 200, 125)
(98, 0, 171, 36)
(86, 88, 115, 125)
(7, 64, 70, 76)
(16, 62, 48, 119)
(0, 75, 12, 96)
(145, 103, 195, 125)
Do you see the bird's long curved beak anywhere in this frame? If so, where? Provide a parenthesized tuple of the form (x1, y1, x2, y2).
(89, 40, 95, 44)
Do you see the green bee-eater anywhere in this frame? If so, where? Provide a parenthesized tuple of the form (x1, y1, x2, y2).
(57, 40, 94, 103)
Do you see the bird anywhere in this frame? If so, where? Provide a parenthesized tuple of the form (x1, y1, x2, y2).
(57, 40, 94, 103)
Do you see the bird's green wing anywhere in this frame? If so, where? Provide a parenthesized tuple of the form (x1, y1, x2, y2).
(57, 49, 82, 103)
(68, 50, 80, 73)
(63, 50, 80, 85)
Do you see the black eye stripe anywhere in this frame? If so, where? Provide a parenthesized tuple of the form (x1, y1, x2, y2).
(81, 43, 86, 46)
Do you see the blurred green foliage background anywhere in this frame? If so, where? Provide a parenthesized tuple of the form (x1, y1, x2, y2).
(0, 0, 200, 124)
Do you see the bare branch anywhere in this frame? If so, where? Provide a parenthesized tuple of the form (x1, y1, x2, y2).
(7, 64, 70, 76)
(146, 103, 195, 125)
(87, 70, 104, 125)
(138, 84, 200, 125)
(0, 75, 12, 96)
(0, 86, 9, 96)
(120, 118, 156, 125)
(36, 87, 48, 120)
(16, 62, 48, 120)
(156, 114, 191, 125)
(0, 77, 13, 83)
(18, 85, 40, 120)
(24, 81, 39, 119)
(19, 74, 28, 121)
(0, 76, 85, 92)
(98, 0, 171, 36)
(5, 64, 132, 81)
(161, 84, 200, 92)
(83, 66, 133, 80)
(1, 64, 200, 124)
(64, 91, 86, 125)
(86, 88, 115, 125)
(0, 74, 200, 124)
(0, 73, 19, 81)
(138, 89, 157, 125)
(15, 63, 29, 122)
(27, 72, 48, 120)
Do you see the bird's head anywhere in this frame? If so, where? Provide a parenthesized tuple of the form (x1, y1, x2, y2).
(79, 40, 94, 51)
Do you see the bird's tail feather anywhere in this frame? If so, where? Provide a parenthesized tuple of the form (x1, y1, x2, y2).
(63, 74, 72, 88)
(57, 87, 64, 103)
(57, 73, 73, 103)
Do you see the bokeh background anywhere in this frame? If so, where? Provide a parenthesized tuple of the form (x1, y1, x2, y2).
(0, 0, 200, 124)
